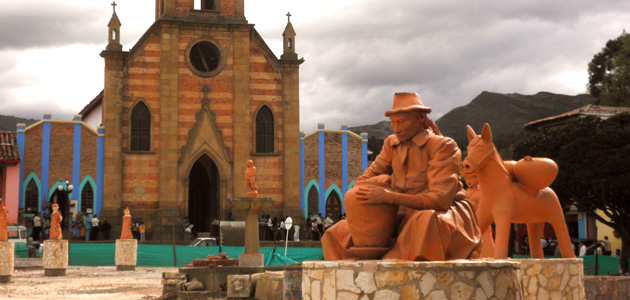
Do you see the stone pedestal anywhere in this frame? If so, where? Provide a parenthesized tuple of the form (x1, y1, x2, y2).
(43, 239, 68, 276)
(517, 258, 585, 300)
(238, 253, 264, 267)
(227, 197, 274, 267)
(115, 239, 137, 271)
(0, 241, 14, 283)
(302, 260, 524, 300)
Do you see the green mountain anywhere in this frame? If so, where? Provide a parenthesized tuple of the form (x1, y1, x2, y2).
(350, 91, 595, 158)
(0, 115, 38, 131)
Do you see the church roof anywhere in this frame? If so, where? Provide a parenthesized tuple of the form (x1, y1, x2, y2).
(523, 104, 630, 131)
(0, 131, 20, 164)
(79, 90, 103, 120)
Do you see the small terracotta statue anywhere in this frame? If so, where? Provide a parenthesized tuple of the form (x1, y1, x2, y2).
(120, 207, 132, 240)
(322, 92, 482, 261)
(0, 199, 9, 242)
(245, 160, 258, 197)
(49, 203, 63, 240)
(462, 123, 575, 259)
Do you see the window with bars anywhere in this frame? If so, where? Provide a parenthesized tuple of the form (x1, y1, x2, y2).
(130, 102, 151, 151)
(255, 106, 274, 153)
(81, 184, 94, 213)
(24, 179, 39, 213)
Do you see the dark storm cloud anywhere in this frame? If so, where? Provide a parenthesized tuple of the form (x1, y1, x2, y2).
(0, 4, 108, 50)
(281, 0, 630, 132)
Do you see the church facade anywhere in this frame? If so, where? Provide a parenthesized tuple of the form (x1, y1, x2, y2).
(95, 0, 302, 237)
(13, 1, 372, 239)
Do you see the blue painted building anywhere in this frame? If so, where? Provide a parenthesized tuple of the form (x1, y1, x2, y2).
(299, 124, 368, 220)
(16, 114, 103, 219)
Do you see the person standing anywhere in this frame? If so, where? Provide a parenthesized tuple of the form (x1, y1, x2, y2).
(600, 236, 612, 255)
(32, 212, 42, 241)
(84, 213, 92, 241)
(579, 242, 587, 256)
(139, 222, 146, 241)
(91, 214, 100, 241)
(101, 220, 111, 240)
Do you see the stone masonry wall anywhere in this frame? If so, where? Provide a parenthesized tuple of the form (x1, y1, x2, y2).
(517, 258, 585, 300)
(302, 260, 524, 300)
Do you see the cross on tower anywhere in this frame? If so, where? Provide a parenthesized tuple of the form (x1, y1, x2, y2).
(286, 12, 291, 23)
(111, 1, 117, 13)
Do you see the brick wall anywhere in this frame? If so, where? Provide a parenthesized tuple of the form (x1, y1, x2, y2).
(48, 123, 74, 187)
(23, 124, 42, 181)
(303, 130, 364, 202)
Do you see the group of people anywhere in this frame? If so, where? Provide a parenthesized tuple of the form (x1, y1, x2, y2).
(258, 215, 297, 241)
(307, 212, 344, 241)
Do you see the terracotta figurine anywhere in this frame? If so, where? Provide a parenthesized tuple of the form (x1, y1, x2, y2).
(245, 160, 258, 197)
(0, 199, 9, 241)
(322, 92, 482, 261)
(49, 203, 63, 240)
(120, 207, 132, 240)
(462, 123, 575, 259)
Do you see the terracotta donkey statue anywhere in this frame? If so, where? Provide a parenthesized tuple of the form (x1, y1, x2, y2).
(462, 123, 575, 259)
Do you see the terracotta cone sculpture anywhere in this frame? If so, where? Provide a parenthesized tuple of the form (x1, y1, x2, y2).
(120, 208, 132, 240)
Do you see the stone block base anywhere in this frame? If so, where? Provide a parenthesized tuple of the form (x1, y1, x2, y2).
(43, 239, 68, 276)
(254, 272, 283, 300)
(302, 260, 524, 300)
(517, 258, 585, 300)
(238, 253, 263, 267)
(44, 269, 66, 276)
(585, 276, 630, 300)
(0, 242, 14, 279)
(115, 239, 137, 270)
(227, 274, 252, 298)
(0, 275, 10, 283)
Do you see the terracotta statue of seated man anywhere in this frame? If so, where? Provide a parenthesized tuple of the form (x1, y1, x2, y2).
(322, 92, 482, 261)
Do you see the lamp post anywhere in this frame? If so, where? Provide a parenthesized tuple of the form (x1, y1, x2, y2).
(55, 181, 73, 232)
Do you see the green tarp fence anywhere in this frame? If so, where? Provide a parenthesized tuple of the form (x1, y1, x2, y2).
(16, 244, 323, 267)
(15, 245, 625, 273)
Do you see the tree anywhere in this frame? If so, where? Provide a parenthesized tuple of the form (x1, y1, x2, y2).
(587, 32, 630, 106)
(514, 113, 630, 273)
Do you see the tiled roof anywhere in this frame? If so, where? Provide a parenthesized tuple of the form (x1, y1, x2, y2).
(0, 131, 20, 164)
(79, 90, 103, 119)
(524, 104, 630, 130)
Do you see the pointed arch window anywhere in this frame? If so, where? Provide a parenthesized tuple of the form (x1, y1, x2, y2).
(307, 187, 319, 216)
(255, 106, 274, 153)
(24, 179, 39, 213)
(81, 184, 94, 213)
(130, 102, 151, 151)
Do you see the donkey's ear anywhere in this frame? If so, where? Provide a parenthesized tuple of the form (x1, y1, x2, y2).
(466, 125, 476, 142)
(481, 123, 492, 142)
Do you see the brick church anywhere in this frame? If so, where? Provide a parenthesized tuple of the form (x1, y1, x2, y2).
(14, 0, 370, 239)
(98, 0, 304, 237)
(19, 0, 303, 238)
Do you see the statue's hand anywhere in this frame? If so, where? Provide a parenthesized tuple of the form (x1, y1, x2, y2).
(356, 186, 394, 205)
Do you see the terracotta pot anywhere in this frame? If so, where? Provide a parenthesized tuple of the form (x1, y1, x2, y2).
(344, 180, 399, 248)
(514, 156, 558, 190)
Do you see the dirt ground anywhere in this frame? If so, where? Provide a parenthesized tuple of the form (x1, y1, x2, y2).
(0, 266, 178, 300)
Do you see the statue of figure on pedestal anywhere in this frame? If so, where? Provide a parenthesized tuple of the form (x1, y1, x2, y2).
(120, 207, 133, 240)
(245, 160, 258, 197)
(49, 203, 63, 240)
(322, 92, 482, 261)
(0, 199, 9, 241)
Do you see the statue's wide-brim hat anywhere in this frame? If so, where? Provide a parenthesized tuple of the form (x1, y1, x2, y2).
(384, 92, 432, 116)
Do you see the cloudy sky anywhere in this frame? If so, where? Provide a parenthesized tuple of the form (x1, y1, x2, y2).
(1, 1, 629, 132)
